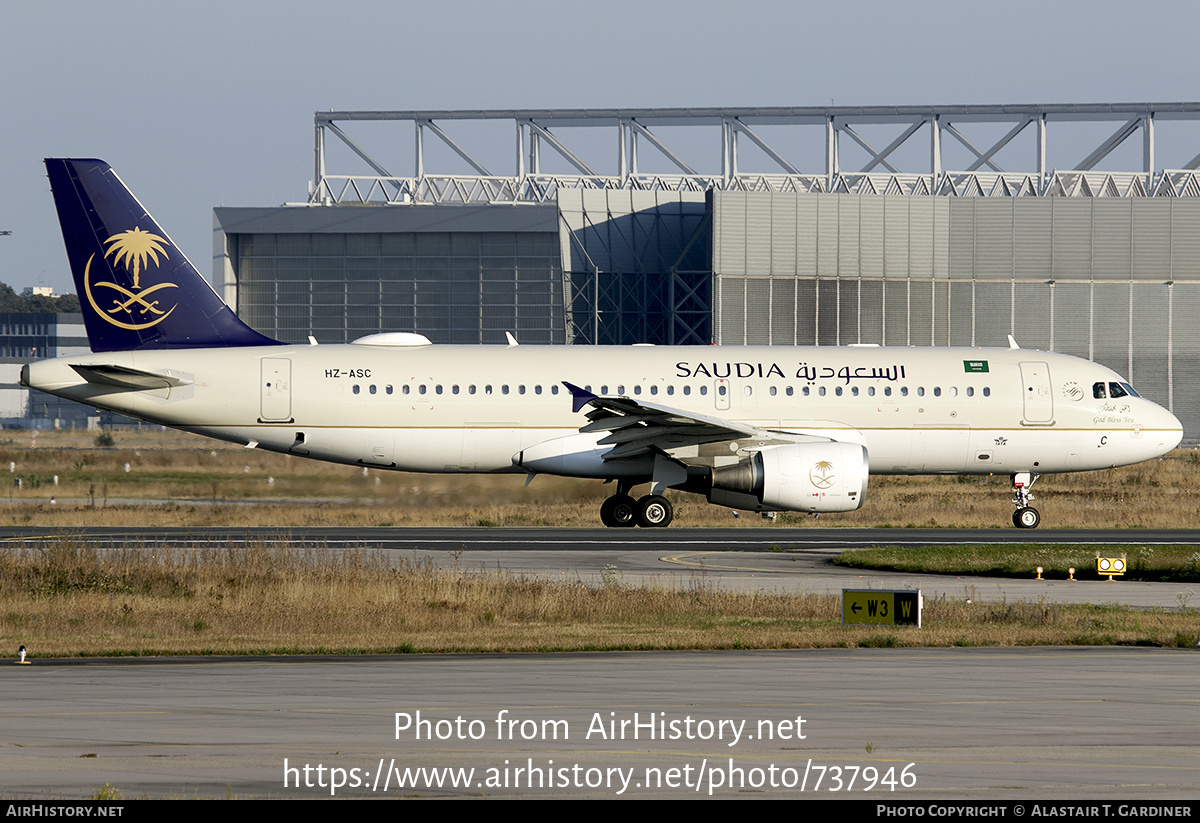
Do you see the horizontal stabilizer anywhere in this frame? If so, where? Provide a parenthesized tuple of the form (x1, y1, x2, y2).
(70, 364, 192, 390)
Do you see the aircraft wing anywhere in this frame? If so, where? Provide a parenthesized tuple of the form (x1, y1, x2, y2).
(564, 381, 796, 461)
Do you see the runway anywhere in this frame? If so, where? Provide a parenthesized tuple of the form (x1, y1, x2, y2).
(2, 527, 1198, 799)
(6, 525, 1199, 551)
(2, 649, 1197, 799)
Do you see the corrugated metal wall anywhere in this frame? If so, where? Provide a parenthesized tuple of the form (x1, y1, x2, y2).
(234, 230, 564, 345)
(713, 191, 1200, 440)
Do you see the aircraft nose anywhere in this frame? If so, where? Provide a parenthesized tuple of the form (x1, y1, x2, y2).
(1166, 409, 1184, 451)
(1152, 404, 1184, 453)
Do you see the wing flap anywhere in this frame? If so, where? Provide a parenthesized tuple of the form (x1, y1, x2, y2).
(580, 414, 660, 433)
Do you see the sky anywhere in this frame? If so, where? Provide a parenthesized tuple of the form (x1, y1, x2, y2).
(4, 0, 1200, 295)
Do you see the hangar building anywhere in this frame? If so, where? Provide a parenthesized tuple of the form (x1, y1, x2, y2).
(213, 105, 1200, 440)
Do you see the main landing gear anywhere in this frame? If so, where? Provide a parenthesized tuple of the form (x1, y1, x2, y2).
(1010, 472, 1040, 529)
(599, 483, 673, 528)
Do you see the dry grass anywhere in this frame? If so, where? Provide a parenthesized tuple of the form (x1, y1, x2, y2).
(837, 544, 1200, 582)
(0, 428, 1197, 529)
(1, 537, 1198, 656)
(5, 431, 1195, 658)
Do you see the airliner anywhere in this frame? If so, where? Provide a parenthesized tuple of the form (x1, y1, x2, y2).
(23, 158, 1184, 529)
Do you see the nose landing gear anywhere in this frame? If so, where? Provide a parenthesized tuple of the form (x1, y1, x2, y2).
(1011, 472, 1040, 529)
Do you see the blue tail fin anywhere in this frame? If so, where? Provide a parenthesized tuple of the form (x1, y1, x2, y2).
(45, 158, 280, 352)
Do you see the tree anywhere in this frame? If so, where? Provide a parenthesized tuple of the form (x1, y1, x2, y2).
(0, 282, 80, 313)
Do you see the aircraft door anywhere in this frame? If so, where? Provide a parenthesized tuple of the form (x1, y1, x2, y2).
(1019, 361, 1054, 424)
(260, 358, 292, 422)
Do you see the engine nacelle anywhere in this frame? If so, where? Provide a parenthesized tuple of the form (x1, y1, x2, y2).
(708, 441, 868, 513)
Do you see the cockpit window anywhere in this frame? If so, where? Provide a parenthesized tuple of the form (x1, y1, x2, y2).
(1108, 382, 1127, 399)
(1118, 382, 1140, 398)
(1093, 382, 1106, 399)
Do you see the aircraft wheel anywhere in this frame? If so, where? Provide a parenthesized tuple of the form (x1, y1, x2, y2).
(636, 495, 673, 528)
(1012, 506, 1040, 529)
(600, 494, 637, 528)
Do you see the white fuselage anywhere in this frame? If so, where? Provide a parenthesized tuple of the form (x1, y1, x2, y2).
(24, 343, 1183, 478)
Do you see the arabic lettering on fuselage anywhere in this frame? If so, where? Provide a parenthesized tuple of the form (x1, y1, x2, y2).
(674, 362, 907, 384)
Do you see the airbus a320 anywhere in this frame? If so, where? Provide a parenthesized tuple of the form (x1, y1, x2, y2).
(23, 159, 1184, 528)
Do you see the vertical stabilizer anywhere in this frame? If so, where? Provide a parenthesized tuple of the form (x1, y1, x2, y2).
(44, 158, 280, 352)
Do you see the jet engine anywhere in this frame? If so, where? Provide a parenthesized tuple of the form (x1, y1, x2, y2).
(707, 441, 868, 513)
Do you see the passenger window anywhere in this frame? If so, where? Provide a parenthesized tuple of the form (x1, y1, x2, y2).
(666, 386, 674, 396)
(818, 387, 827, 397)
(649, 386, 657, 396)
(502, 385, 509, 395)
(469, 385, 476, 395)
(700, 386, 708, 396)
(900, 387, 908, 397)
(435, 385, 443, 395)
(1093, 382, 1107, 399)
(386, 385, 393, 395)
(884, 387, 892, 397)
(834, 387, 843, 396)
(851, 386, 859, 397)
(917, 387, 925, 397)
(743, 386, 752, 396)
(949, 387, 957, 397)
(718, 385, 727, 397)
(983, 387, 991, 397)
(369, 385, 377, 395)
(933, 387, 941, 397)
(485, 385, 493, 395)
(353, 385, 360, 395)
(452, 385, 460, 395)
(419, 385, 427, 395)
(803, 387, 810, 396)
(786, 387, 794, 397)
(867, 386, 875, 397)
(617, 385, 625, 395)
(551, 385, 559, 395)
(769, 386, 777, 396)
(402, 385, 410, 395)
(518, 385, 525, 395)
(683, 386, 690, 396)
(535, 385, 542, 395)
(966, 387, 974, 397)
(633, 385, 641, 395)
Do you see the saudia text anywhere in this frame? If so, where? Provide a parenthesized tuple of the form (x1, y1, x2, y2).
(675, 362, 906, 384)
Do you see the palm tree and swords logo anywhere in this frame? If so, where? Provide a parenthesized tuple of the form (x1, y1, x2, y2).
(809, 459, 836, 489)
(83, 227, 179, 330)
